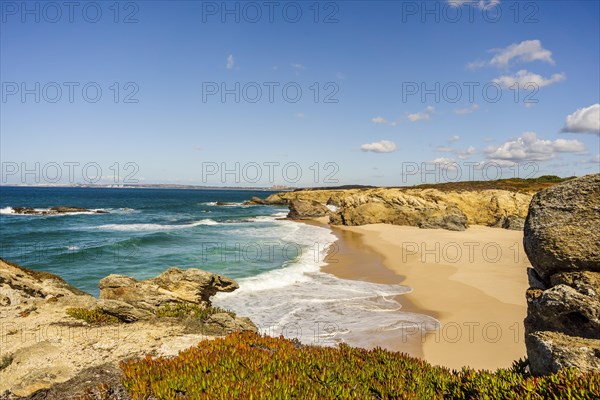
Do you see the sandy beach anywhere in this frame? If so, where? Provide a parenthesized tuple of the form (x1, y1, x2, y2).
(319, 221, 530, 371)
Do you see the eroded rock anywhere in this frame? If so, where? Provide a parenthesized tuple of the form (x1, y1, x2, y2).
(523, 174, 600, 375)
(524, 173, 600, 282)
(99, 267, 239, 309)
(526, 331, 600, 375)
(286, 199, 330, 220)
(0, 260, 254, 396)
(9, 207, 107, 216)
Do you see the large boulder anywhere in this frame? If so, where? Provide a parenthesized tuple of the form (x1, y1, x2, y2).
(526, 331, 600, 375)
(524, 174, 600, 282)
(98, 267, 239, 310)
(525, 282, 600, 339)
(286, 199, 329, 219)
(523, 174, 600, 375)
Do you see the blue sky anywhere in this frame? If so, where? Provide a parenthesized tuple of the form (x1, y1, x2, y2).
(1, 0, 599, 187)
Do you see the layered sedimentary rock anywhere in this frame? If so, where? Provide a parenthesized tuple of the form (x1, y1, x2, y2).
(523, 174, 600, 375)
(0, 259, 255, 396)
(286, 199, 330, 219)
(250, 188, 532, 231)
(99, 267, 239, 309)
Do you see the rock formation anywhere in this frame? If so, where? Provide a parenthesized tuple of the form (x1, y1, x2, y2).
(0, 259, 255, 397)
(286, 199, 330, 219)
(523, 174, 600, 375)
(8, 206, 107, 216)
(99, 267, 239, 309)
(248, 188, 533, 231)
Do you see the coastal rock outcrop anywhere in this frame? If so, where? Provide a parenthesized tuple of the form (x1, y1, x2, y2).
(496, 215, 526, 230)
(286, 199, 330, 219)
(99, 267, 239, 309)
(524, 173, 600, 282)
(523, 174, 600, 375)
(0, 259, 254, 397)
(8, 206, 107, 216)
(0, 258, 90, 301)
(254, 187, 532, 231)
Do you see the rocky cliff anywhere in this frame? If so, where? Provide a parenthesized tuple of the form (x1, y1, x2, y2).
(523, 174, 600, 375)
(0, 259, 255, 397)
(253, 187, 532, 231)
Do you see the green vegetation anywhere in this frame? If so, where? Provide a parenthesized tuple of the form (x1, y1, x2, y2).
(120, 331, 599, 399)
(0, 354, 14, 371)
(66, 307, 120, 325)
(153, 303, 235, 321)
(411, 175, 576, 193)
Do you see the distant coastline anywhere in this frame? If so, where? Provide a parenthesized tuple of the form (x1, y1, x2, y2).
(0, 184, 293, 191)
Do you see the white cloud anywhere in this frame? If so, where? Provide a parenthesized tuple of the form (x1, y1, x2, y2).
(485, 132, 586, 162)
(561, 104, 600, 135)
(455, 104, 479, 115)
(226, 54, 235, 70)
(361, 140, 397, 153)
(493, 70, 565, 89)
(408, 113, 430, 122)
(449, 135, 461, 143)
(490, 40, 554, 68)
(295, 113, 305, 119)
(430, 157, 460, 170)
(448, 0, 500, 9)
(371, 116, 388, 124)
(467, 60, 487, 70)
(435, 142, 477, 160)
(469, 40, 554, 69)
(431, 157, 456, 164)
(291, 63, 306, 71)
(457, 146, 477, 159)
(407, 106, 435, 122)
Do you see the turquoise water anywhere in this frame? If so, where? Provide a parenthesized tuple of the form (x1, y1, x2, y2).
(0, 186, 436, 347)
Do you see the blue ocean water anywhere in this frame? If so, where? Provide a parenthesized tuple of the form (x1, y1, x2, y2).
(0, 186, 436, 347)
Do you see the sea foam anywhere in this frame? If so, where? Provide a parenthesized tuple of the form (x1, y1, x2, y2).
(97, 219, 219, 231)
(214, 218, 439, 349)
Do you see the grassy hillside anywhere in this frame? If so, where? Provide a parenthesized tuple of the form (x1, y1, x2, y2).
(298, 176, 574, 194)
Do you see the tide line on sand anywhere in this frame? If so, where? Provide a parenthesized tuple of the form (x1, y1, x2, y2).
(315, 219, 530, 371)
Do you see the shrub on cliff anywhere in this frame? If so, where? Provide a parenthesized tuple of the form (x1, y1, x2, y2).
(120, 331, 599, 399)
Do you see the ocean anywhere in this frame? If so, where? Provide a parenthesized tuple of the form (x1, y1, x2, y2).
(0, 186, 436, 347)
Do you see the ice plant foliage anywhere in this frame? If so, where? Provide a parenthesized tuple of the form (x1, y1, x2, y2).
(120, 331, 599, 399)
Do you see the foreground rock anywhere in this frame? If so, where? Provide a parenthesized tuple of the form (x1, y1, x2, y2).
(524, 173, 600, 282)
(286, 199, 330, 220)
(523, 174, 600, 375)
(0, 259, 255, 397)
(99, 267, 239, 310)
(9, 206, 107, 216)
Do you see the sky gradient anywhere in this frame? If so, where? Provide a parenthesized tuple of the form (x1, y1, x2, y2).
(1, 0, 599, 187)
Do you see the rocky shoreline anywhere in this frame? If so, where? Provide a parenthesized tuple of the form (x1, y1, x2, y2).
(248, 187, 532, 231)
(0, 174, 598, 398)
(0, 260, 256, 398)
(523, 174, 600, 374)
(5, 206, 108, 216)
